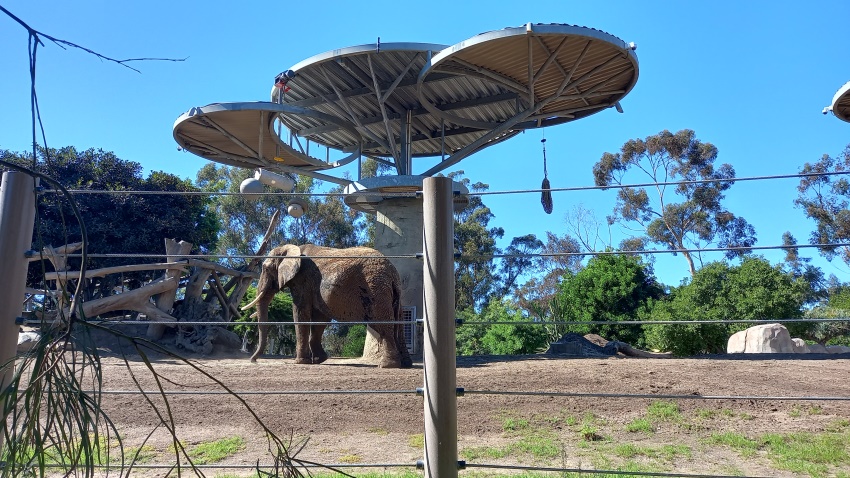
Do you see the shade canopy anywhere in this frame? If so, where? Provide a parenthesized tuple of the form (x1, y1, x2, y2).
(173, 23, 639, 190)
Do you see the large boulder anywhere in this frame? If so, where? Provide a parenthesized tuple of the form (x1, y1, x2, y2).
(826, 345, 850, 354)
(727, 323, 795, 354)
(808, 343, 829, 353)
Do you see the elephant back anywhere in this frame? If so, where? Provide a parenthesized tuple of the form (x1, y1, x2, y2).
(302, 245, 401, 323)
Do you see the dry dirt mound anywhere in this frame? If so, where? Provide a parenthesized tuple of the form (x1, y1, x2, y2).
(88, 352, 850, 477)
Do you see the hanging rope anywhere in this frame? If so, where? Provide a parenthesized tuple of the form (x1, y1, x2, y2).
(540, 135, 553, 214)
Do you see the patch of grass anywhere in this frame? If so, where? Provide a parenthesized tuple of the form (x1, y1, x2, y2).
(502, 416, 530, 432)
(511, 434, 561, 458)
(460, 445, 508, 461)
(367, 427, 389, 435)
(807, 405, 824, 415)
(706, 432, 758, 457)
(612, 443, 691, 461)
(646, 401, 682, 422)
(185, 436, 245, 465)
(407, 434, 424, 448)
(694, 408, 716, 419)
(708, 429, 850, 476)
(759, 432, 849, 476)
(338, 454, 362, 464)
(788, 406, 802, 418)
(738, 412, 755, 421)
(826, 418, 850, 432)
(124, 444, 157, 464)
(624, 418, 654, 433)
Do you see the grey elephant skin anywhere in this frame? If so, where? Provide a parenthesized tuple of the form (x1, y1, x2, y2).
(243, 244, 413, 368)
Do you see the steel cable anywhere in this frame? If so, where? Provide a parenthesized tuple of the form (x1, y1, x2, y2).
(463, 463, 777, 478)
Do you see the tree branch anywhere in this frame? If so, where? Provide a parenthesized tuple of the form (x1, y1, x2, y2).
(1, 5, 187, 73)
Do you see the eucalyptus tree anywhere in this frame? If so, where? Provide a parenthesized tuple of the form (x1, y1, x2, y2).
(593, 129, 756, 276)
(795, 143, 850, 265)
(195, 164, 367, 266)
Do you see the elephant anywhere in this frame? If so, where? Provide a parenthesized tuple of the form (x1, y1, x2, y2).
(242, 244, 413, 368)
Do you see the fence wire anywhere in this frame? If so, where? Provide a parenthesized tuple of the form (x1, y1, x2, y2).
(39, 169, 850, 198)
(33, 241, 850, 261)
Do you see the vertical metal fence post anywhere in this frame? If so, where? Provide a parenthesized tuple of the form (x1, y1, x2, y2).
(0, 171, 37, 452)
(422, 176, 457, 478)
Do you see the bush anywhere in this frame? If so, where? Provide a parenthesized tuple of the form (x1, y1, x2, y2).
(341, 325, 367, 357)
(235, 287, 294, 355)
(554, 254, 664, 347)
(456, 300, 548, 356)
(644, 258, 808, 356)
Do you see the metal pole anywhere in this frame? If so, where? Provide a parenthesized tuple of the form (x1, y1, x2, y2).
(422, 176, 457, 478)
(0, 171, 37, 452)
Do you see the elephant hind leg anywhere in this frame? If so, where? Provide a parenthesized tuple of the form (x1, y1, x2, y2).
(395, 324, 413, 368)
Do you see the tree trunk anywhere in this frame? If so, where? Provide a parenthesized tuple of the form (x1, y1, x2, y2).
(147, 239, 192, 340)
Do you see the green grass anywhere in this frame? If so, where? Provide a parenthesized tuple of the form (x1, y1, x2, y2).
(502, 416, 530, 432)
(624, 417, 654, 433)
(646, 401, 682, 422)
(613, 443, 692, 461)
(185, 436, 245, 465)
(460, 445, 508, 461)
(707, 430, 850, 477)
(512, 434, 562, 458)
(338, 453, 362, 463)
(407, 434, 424, 448)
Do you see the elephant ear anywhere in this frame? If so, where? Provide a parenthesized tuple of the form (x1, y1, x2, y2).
(277, 244, 302, 286)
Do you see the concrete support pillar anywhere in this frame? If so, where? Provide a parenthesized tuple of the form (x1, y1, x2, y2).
(0, 171, 37, 451)
(363, 196, 424, 360)
(422, 176, 457, 478)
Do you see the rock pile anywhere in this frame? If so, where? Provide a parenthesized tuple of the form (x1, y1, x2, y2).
(727, 323, 850, 354)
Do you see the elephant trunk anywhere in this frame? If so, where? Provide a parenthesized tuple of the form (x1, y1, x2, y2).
(244, 257, 281, 362)
(250, 297, 271, 362)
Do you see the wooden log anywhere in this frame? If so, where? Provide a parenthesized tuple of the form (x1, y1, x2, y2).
(147, 239, 192, 340)
(222, 209, 281, 320)
(183, 259, 258, 279)
(26, 242, 82, 263)
(44, 262, 189, 281)
(39, 243, 82, 309)
(66, 277, 180, 323)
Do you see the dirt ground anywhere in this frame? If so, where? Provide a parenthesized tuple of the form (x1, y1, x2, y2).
(84, 333, 850, 477)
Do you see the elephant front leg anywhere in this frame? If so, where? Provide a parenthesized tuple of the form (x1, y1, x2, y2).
(294, 322, 313, 365)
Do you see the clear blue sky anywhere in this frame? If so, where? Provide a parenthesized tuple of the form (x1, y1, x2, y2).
(2, 1, 849, 287)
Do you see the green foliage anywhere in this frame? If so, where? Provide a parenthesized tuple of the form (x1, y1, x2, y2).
(196, 164, 366, 269)
(593, 129, 756, 276)
(2, 146, 220, 298)
(235, 287, 294, 355)
(456, 300, 548, 356)
(340, 325, 367, 357)
(451, 174, 504, 311)
(804, 286, 850, 345)
(455, 308, 488, 356)
(645, 257, 808, 355)
(795, 144, 850, 265)
(554, 254, 664, 347)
